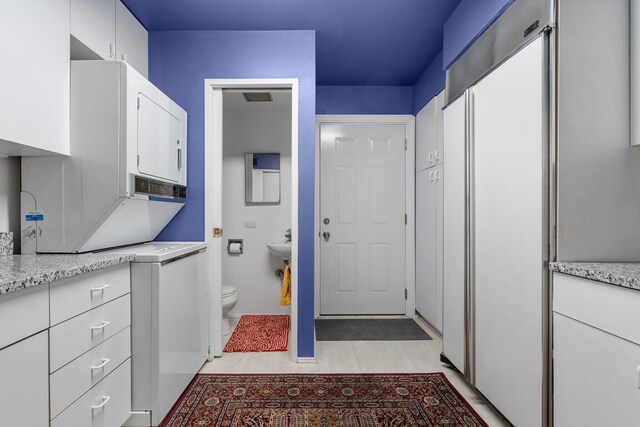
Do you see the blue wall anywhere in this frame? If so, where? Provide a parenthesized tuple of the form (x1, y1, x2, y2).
(149, 30, 316, 358)
(443, 0, 514, 69)
(411, 51, 445, 114)
(316, 86, 413, 115)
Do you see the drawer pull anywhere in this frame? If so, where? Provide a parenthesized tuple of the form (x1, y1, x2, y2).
(91, 358, 111, 371)
(91, 321, 111, 332)
(90, 284, 110, 293)
(91, 396, 111, 411)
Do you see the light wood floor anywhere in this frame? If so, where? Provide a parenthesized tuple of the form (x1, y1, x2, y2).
(201, 316, 511, 426)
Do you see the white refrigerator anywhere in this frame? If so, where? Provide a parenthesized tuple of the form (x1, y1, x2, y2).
(442, 35, 548, 427)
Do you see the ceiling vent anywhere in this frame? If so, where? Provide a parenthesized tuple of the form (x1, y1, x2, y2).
(242, 92, 273, 102)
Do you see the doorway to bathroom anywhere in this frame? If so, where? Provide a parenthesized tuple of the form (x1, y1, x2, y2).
(205, 79, 299, 360)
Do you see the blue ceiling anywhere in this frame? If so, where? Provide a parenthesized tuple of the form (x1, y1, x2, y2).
(121, 0, 462, 86)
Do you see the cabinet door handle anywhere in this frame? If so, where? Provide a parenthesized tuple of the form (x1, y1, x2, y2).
(637, 366, 640, 389)
(121, 53, 127, 62)
(428, 152, 434, 162)
(109, 43, 114, 59)
(90, 284, 110, 293)
(178, 148, 182, 170)
(429, 171, 434, 181)
(91, 321, 110, 331)
(91, 358, 111, 371)
(435, 170, 441, 180)
(92, 396, 111, 411)
(435, 150, 441, 160)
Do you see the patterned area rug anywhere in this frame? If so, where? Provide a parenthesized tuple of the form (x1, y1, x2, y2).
(224, 315, 290, 352)
(161, 373, 488, 426)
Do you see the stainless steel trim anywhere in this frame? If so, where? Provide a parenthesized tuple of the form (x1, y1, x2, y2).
(159, 247, 207, 266)
(540, 28, 555, 427)
(464, 88, 476, 385)
(445, 0, 554, 106)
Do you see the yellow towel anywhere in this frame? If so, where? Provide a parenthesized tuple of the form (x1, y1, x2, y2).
(280, 263, 291, 306)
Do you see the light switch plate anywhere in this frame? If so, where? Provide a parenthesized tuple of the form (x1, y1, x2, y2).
(244, 221, 257, 229)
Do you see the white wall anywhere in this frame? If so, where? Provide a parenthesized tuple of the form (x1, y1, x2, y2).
(222, 92, 292, 315)
(0, 157, 21, 253)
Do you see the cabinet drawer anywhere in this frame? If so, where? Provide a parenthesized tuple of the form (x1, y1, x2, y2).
(51, 327, 131, 419)
(50, 295, 130, 372)
(51, 359, 131, 427)
(553, 273, 640, 345)
(51, 264, 130, 326)
(0, 284, 48, 349)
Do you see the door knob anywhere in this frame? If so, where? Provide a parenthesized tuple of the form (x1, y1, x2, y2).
(323, 217, 330, 225)
(323, 231, 330, 240)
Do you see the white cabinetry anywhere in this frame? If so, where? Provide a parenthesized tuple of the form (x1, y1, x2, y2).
(415, 166, 443, 332)
(0, 331, 49, 427)
(70, 0, 116, 61)
(0, 0, 70, 156)
(116, 1, 148, 78)
(553, 272, 640, 426)
(415, 90, 445, 332)
(0, 263, 132, 427)
(70, 0, 149, 77)
(416, 92, 444, 171)
(50, 265, 131, 426)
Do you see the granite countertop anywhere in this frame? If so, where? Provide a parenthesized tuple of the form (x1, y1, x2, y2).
(549, 262, 640, 292)
(0, 254, 134, 295)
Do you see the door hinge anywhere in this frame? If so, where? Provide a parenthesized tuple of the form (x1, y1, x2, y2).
(405, 289, 408, 300)
(137, 98, 140, 109)
(137, 155, 140, 166)
(404, 139, 408, 151)
(208, 345, 211, 356)
(405, 213, 407, 225)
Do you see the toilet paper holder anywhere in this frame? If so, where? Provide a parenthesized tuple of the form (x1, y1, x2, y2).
(227, 239, 243, 255)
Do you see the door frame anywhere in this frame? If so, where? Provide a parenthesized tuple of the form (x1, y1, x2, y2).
(204, 78, 300, 361)
(314, 115, 416, 318)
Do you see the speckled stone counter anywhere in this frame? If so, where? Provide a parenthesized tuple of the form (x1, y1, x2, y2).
(0, 254, 134, 295)
(0, 232, 13, 255)
(549, 262, 640, 292)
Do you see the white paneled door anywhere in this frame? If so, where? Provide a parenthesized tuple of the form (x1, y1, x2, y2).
(320, 123, 406, 315)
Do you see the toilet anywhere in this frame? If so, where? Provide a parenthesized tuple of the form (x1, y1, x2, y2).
(222, 285, 239, 337)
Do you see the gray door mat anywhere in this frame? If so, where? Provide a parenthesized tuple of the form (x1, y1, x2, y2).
(315, 318, 432, 341)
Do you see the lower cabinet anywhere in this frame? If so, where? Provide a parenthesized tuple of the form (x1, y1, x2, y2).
(51, 359, 132, 427)
(0, 331, 49, 427)
(554, 313, 640, 426)
(553, 272, 640, 426)
(415, 165, 443, 332)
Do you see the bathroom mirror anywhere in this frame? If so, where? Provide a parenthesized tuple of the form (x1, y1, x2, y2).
(245, 153, 281, 204)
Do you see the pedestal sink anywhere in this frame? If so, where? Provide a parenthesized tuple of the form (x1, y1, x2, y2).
(267, 239, 291, 261)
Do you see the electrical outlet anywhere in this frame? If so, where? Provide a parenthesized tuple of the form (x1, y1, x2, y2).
(244, 221, 257, 229)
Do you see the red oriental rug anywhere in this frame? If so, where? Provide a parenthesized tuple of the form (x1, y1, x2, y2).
(224, 314, 290, 352)
(161, 373, 489, 427)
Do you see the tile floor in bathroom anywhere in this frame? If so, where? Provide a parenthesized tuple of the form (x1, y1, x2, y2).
(202, 316, 510, 426)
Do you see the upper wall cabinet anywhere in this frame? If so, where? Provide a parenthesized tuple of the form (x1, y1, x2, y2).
(0, 0, 70, 156)
(416, 91, 445, 172)
(116, 1, 148, 78)
(70, 0, 148, 78)
(70, 0, 116, 61)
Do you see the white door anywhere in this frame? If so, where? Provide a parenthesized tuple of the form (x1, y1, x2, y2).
(473, 36, 545, 427)
(320, 123, 406, 315)
(442, 95, 466, 374)
(137, 94, 182, 183)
